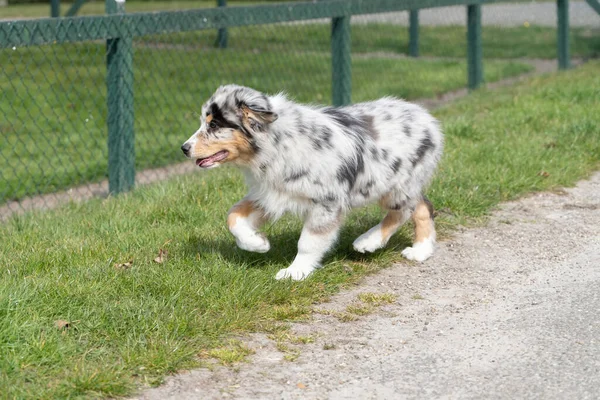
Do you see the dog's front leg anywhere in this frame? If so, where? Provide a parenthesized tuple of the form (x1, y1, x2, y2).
(275, 206, 343, 281)
(227, 199, 270, 253)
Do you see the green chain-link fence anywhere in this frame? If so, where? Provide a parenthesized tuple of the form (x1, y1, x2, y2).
(1, 0, 597, 219)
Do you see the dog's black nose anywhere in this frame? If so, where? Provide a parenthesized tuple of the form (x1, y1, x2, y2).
(181, 143, 191, 155)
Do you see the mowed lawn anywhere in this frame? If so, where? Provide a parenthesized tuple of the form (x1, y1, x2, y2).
(143, 23, 600, 59)
(1, 35, 532, 203)
(1, 62, 599, 399)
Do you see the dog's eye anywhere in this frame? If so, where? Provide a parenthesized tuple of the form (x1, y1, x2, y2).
(209, 121, 217, 129)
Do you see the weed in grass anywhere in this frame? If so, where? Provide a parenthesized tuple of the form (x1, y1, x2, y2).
(204, 340, 254, 366)
(260, 322, 291, 335)
(323, 343, 337, 350)
(346, 303, 374, 316)
(275, 341, 301, 362)
(283, 353, 300, 362)
(291, 335, 316, 345)
(412, 294, 426, 301)
(337, 313, 359, 323)
(269, 331, 316, 345)
(313, 308, 359, 322)
(358, 292, 398, 306)
(268, 304, 312, 322)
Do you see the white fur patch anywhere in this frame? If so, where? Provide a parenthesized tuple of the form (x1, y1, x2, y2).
(230, 217, 270, 253)
(275, 222, 338, 281)
(401, 235, 435, 262)
(275, 263, 316, 281)
(353, 224, 385, 253)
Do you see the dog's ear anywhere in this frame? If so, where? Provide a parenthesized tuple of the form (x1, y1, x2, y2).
(238, 103, 278, 132)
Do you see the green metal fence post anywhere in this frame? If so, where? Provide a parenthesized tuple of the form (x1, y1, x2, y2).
(331, 16, 351, 107)
(409, 9, 419, 57)
(216, 0, 228, 48)
(106, 0, 135, 195)
(585, 0, 600, 15)
(557, 0, 570, 69)
(50, 0, 60, 17)
(467, 4, 483, 90)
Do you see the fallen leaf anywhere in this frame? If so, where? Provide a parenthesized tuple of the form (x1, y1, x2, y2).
(297, 383, 306, 389)
(54, 320, 70, 330)
(114, 259, 133, 269)
(154, 249, 168, 264)
(538, 171, 550, 178)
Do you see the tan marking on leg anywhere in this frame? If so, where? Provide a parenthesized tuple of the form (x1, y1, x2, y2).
(227, 200, 262, 229)
(412, 200, 434, 243)
(381, 210, 405, 241)
(378, 193, 392, 209)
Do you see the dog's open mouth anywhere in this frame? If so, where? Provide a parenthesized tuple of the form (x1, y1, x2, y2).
(196, 150, 229, 168)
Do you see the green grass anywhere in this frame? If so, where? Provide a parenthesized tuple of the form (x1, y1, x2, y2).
(1, 61, 599, 399)
(143, 24, 600, 59)
(0, 40, 531, 203)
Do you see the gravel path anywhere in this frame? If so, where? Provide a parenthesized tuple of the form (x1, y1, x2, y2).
(135, 171, 600, 399)
(353, 1, 599, 27)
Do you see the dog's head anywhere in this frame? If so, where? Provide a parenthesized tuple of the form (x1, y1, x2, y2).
(181, 85, 278, 169)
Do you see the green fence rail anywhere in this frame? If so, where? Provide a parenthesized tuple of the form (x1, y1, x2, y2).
(585, 0, 600, 15)
(216, 0, 228, 48)
(0, 0, 573, 201)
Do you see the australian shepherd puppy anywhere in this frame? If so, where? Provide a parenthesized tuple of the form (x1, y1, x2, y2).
(181, 85, 443, 281)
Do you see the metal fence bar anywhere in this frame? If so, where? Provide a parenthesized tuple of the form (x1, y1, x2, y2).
(585, 0, 600, 14)
(332, 15, 351, 106)
(557, 0, 570, 69)
(467, 4, 483, 89)
(50, 0, 60, 17)
(409, 9, 419, 57)
(106, 0, 135, 194)
(216, 0, 228, 48)
(1, 0, 513, 48)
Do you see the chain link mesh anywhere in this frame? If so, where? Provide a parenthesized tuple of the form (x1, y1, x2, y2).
(0, 0, 598, 219)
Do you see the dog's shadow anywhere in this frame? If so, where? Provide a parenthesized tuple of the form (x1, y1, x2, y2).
(181, 216, 413, 270)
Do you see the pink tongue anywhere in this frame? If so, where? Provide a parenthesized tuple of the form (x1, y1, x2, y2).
(196, 151, 228, 167)
(197, 158, 215, 168)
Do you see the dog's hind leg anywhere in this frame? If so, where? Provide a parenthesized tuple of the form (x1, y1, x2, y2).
(401, 197, 436, 262)
(227, 199, 270, 253)
(353, 191, 412, 254)
(275, 205, 344, 281)
(352, 209, 410, 254)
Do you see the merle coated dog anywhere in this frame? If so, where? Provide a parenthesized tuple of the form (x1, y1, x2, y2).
(182, 85, 444, 280)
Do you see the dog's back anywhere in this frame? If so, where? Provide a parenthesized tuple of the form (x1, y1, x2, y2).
(247, 95, 443, 217)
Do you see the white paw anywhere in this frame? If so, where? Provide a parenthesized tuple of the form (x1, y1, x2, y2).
(236, 233, 270, 253)
(401, 237, 434, 262)
(275, 264, 316, 281)
(352, 227, 384, 254)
